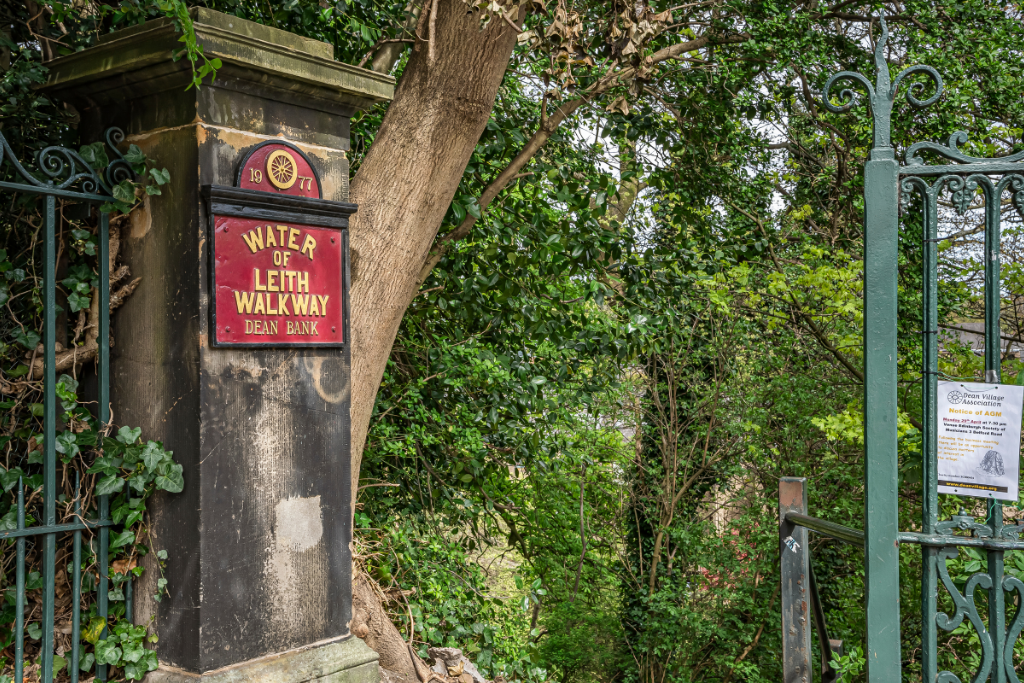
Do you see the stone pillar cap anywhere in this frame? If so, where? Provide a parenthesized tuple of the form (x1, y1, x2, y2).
(43, 8, 394, 114)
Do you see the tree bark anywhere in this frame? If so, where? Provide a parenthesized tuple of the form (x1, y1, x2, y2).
(348, 0, 522, 500)
(346, 4, 522, 671)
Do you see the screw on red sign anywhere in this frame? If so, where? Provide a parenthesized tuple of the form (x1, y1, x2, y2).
(238, 143, 321, 199)
(213, 217, 343, 346)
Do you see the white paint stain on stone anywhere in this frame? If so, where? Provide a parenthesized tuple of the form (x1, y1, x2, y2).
(274, 496, 323, 552)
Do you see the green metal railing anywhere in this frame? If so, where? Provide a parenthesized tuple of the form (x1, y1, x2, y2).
(780, 15, 1024, 683)
(0, 128, 132, 681)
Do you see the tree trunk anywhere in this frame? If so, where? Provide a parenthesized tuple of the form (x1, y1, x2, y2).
(346, 0, 521, 671)
(348, 0, 520, 497)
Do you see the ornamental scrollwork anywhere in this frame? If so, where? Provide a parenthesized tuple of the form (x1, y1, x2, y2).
(822, 14, 942, 151)
(0, 126, 135, 197)
(936, 546, 994, 683)
(937, 512, 994, 539)
(906, 131, 1024, 167)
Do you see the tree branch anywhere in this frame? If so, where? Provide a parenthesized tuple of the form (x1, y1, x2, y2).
(415, 31, 749, 284)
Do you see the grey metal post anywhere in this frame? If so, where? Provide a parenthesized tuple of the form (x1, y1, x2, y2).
(780, 477, 812, 683)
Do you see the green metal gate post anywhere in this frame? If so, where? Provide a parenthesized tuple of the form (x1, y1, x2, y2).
(863, 145, 902, 683)
(821, 14, 943, 683)
(826, 17, 911, 680)
(781, 13, 1024, 683)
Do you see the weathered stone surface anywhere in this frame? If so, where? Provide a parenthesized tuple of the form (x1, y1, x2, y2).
(41, 8, 392, 681)
(144, 636, 379, 683)
(43, 8, 394, 129)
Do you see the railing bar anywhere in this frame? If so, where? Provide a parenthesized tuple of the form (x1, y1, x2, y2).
(785, 512, 865, 547)
(97, 493, 109, 682)
(71, 474, 82, 683)
(125, 572, 133, 626)
(900, 533, 1024, 550)
(900, 162, 1024, 176)
(788, 513, 1024, 551)
(15, 480, 25, 683)
(0, 520, 115, 540)
(99, 211, 109, 428)
(42, 193, 56, 683)
(97, 209, 110, 683)
(809, 566, 837, 683)
(0, 181, 112, 204)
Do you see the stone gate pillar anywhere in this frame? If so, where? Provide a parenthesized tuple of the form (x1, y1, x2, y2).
(43, 10, 393, 682)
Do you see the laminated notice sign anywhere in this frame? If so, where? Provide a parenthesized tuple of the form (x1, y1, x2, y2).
(937, 381, 1024, 500)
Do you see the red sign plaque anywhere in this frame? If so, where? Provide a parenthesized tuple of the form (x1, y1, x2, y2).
(212, 217, 344, 346)
(238, 143, 322, 199)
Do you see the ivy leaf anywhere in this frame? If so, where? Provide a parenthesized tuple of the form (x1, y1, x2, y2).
(0, 509, 17, 531)
(26, 622, 42, 640)
(82, 617, 106, 645)
(14, 329, 40, 350)
(142, 441, 164, 470)
(113, 179, 137, 204)
(123, 144, 146, 165)
(149, 167, 170, 185)
(55, 432, 79, 458)
(128, 474, 148, 494)
(124, 650, 158, 680)
(121, 636, 146, 662)
(78, 142, 109, 169)
(155, 463, 184, 493)
(117, 426, 142, 445)
(95, 637, 123, 665)
(68, 291, 92, 312)
(109, 532, 134, 557)
(0, 467, 24, 491)
(96, 475, 123, 497)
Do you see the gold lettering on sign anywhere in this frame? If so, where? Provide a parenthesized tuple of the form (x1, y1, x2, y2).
(234, 291, 255, 314)
(242, 230, 264, 253)
(301, 235, 316, 260)
(229, 222, 339, 340)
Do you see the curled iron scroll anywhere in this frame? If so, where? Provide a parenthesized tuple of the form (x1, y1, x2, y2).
(104, 127, 135, 190)
(907, 131, 1024, 166)
(890, 64, 943, 109)
(0, 126, 133, 197)
(936, 546, 994, 683)
(822, 70, 875, 114)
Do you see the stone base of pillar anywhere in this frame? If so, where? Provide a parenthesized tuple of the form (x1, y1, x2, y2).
(144, 637, 379, 683)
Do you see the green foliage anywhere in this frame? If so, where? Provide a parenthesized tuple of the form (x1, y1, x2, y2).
(351, 1, 1024, 680)
(4, 0, 1023, 681)
(96, 620, 160, 680)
